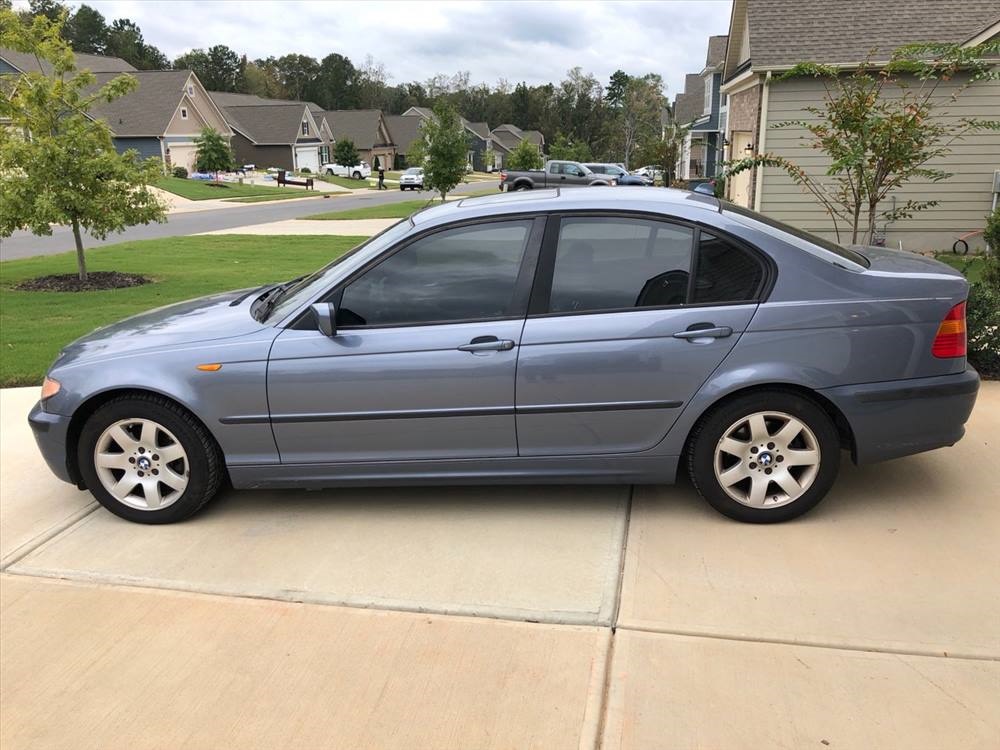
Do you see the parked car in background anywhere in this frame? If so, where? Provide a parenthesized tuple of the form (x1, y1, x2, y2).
(399, 167, 424, 190)
(30, 188, 978, 525)
(633, 165, 663, 181)
(499, 160, 616, 191)
(585, 163, 649, 186)
(322, 161, 371, 180)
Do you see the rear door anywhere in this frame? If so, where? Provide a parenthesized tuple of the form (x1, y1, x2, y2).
(515, 214, 767, 456)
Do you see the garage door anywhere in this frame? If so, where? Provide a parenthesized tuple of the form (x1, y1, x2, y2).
(295, 146, 319, 172)
(167, 143, 197, 172)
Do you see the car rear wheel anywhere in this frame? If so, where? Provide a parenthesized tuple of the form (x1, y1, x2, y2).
(687, 391, 840, 523)
(78, 394, 224, 524)
(353, 171, 361, 179)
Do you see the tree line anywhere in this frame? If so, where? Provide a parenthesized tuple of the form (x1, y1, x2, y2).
(13, 0, 670, 166)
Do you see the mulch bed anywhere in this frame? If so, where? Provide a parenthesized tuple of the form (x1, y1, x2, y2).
(15, 271, 151, 292)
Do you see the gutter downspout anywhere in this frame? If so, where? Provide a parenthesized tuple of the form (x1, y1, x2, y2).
(753, 70, 771, 211)
(159, 137, 167, 175)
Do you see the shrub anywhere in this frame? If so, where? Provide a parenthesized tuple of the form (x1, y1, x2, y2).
(966, 253, 1000, 379)
(300, 166, 311, 174)
(984, 206, 1000, 255)
(171, 166, 188, 178)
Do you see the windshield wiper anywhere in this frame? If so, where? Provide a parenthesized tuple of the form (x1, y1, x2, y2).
(252, 276, 305, 322)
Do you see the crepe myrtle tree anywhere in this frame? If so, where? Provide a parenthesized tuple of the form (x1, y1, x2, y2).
(333, 138, 359, 168)
(0, 7, 165, 282)
(193, 126, 233, 182)
(421, 100, 468, 201)
(722, 42, 1000, 245)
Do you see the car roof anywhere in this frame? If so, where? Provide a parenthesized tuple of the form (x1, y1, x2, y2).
(410, 187, 719, 227)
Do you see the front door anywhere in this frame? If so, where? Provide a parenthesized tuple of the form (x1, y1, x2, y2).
(516, 215, 765, 455)
(729, 132, 752, 206)
(268, 218, 542, 464)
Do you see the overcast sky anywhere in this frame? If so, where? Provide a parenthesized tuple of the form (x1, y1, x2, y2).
(30, 0, 732, 98)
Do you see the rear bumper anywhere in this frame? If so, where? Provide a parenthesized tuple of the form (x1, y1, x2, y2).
(28, 401, 75, 484)
(821, 367, 980, 464)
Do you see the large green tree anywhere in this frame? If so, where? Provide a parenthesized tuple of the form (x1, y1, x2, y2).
(174, 45, 244, 92)
(63, 3, 107, 53)
(724, 43, 1000, 244)
(105, 17, 167, 69)
(0, 8, 166, 281)
(421, 101, 468, 201)
(308, 53, 359, 110)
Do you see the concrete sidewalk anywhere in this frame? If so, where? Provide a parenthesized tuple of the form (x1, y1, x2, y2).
(2, 384, 998, 748)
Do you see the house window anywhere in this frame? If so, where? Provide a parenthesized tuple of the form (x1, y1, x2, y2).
(186, 84, 194, 97)
(180, 107, 188, 120)
(301, 120, 309, 136)
(703, 76, 713, 115)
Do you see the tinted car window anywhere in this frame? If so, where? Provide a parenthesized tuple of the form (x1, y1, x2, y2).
(548, 218, 694, 313)
(692, 232, 764, 304)
(338, 221, 531, 327)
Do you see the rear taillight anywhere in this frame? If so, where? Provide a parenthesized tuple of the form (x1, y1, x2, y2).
(499, 171, 507, 182)
(932, 301, 967, 358)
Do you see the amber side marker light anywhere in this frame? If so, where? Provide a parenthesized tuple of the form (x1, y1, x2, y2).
(932, 301, 967, 358)
(196, 363, 223, 372)
(40, 376, 61, 400)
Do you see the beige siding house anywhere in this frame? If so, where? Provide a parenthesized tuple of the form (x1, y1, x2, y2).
(721, 0, 1000, 252)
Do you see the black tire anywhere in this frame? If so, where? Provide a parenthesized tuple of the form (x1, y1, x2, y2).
(952, 239, 969, 255)
(687, 391, 840, 523)
(399, 186, 405, 191)
(353, 171, 361, 180)
(78, 394, 224, 524)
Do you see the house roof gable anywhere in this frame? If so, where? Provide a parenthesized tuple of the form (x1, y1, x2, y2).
(88, 70, 205, 137)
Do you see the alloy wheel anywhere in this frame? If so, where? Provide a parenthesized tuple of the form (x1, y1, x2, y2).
(93, 418, 189, 510)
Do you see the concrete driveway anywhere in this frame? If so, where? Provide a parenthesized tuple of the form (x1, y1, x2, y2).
(2, 384, 998, 749)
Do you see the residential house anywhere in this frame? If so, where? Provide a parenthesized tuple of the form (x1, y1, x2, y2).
(323, 109, 395, 170)
(683, 35, 728, 181)
(384, 114, 424, 168)
(672, 74, 705, 180)
(211, 91, 332, 170)
(720, 0, 1000, 252)
(400, 106, 499, 171)
(1, 49, 232, 173)
(490, 124, 545, 168)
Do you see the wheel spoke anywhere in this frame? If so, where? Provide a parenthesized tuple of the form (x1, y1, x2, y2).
(747, 414, 770, 443)
(747, 475, 769, 506)
(785, 448, 820, 467)
(718, 436, 749, 457)
(157, 443, 186, 464)
(773, 470, 803, 498)
(109, 474, 138, 501)
(138, 420, 157, 448)
(109, 424, 139, 452)
(142, 478, 163, 509)
(95, 452, 130, 470)
(159, 467, 188, 493)
(773, 417, 804, 447)
(718, 461, 749, 487)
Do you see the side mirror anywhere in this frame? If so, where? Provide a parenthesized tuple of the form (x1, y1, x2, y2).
(311, 302, 337, 337)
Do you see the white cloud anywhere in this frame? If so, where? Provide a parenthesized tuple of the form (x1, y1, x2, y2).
(18, 0, 732, 97)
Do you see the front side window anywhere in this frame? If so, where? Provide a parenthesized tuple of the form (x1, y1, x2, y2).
(338, 221, 532, 327)
(548, 218, 694, 313)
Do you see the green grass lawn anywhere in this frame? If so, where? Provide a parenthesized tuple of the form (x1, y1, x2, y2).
(934, 253, 986, 283)
(302, 198, 446, 220)
(0, 235, 364, 387)
(155, 176, 306, 201)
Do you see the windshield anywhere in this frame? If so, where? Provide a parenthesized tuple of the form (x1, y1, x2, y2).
(262, 219, 415, 322)
(722, 202, 871, 268)
(404, 167, 422, 174)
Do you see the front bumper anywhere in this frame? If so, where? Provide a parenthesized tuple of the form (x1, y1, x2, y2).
(821, 367, 980, 464)
(28, 400, 75, 484)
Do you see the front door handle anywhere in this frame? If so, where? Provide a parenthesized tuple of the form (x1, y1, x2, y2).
(673, 325, 733, 340)
(458, 336, 515, 352)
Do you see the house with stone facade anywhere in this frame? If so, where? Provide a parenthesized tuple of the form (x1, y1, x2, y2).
(720, 0, 1000, 252)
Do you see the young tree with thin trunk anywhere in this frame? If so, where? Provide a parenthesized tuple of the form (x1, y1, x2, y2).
(723, 42, 1000, 245)
(333, 139, 359, 168)
(0, 8, 166, 281)
(506, 138, 543, 171)
(193, 126, 233, 182)
(421, 100, 468, 201)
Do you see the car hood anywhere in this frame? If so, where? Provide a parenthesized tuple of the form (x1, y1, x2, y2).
(54, 288, 270, 368)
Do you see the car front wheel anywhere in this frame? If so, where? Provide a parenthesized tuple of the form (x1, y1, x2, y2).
(353, 171, 361, 179)
(687, 391, 840, 523)
(78, 394, 224, 524)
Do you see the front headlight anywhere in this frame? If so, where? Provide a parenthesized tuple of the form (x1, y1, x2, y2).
(41, 376, 61, 401)
(610, 179, 618, 186)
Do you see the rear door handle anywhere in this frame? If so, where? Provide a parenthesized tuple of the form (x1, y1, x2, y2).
(673, 325, 733, 340)
(458, 336, 515, 352)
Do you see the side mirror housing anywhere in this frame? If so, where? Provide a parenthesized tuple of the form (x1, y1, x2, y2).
(311, 302, 337, 337)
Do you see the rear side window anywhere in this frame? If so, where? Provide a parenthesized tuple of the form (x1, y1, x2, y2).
(692, 232, 765, 304)
(548, 217, 694, 313)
